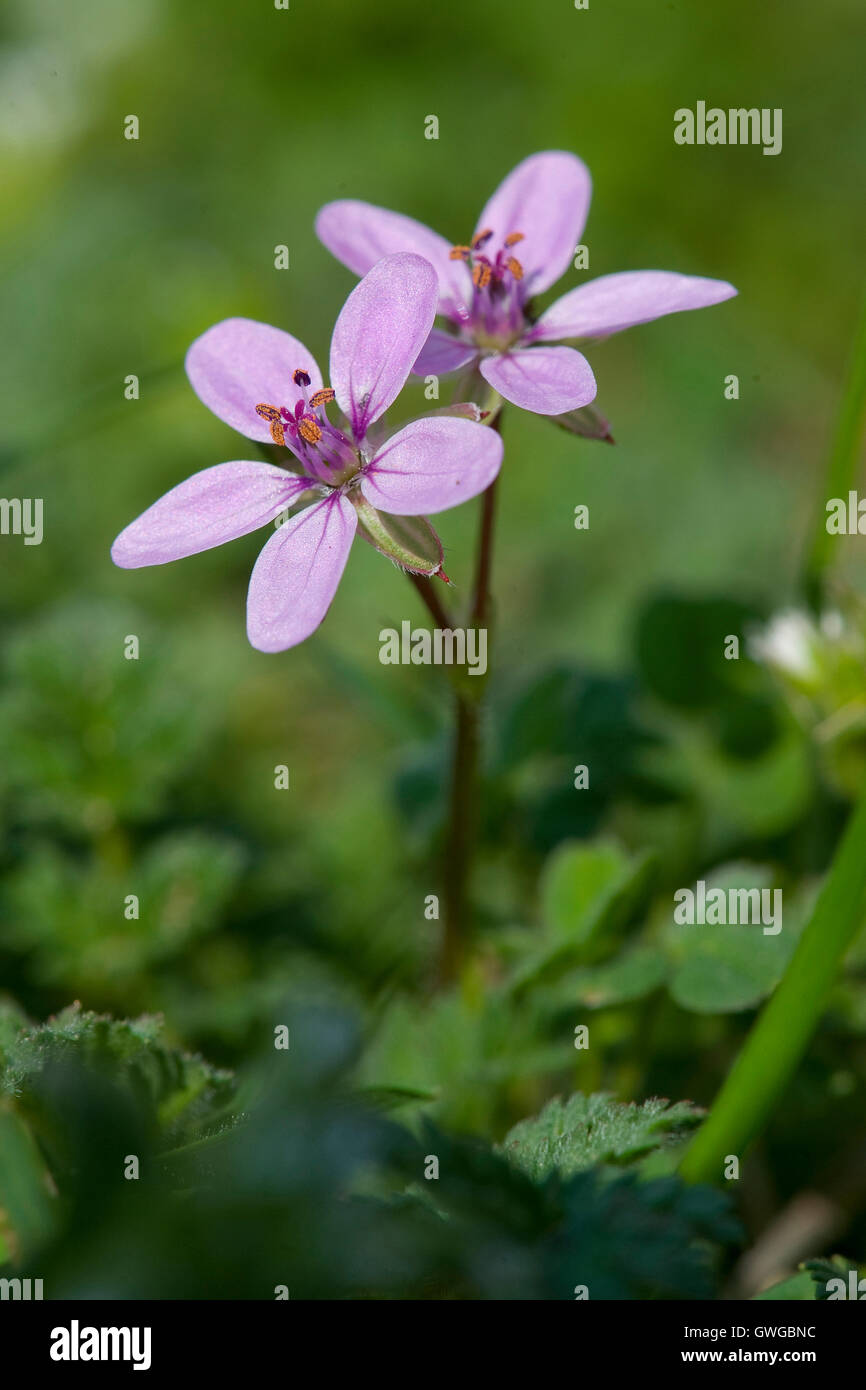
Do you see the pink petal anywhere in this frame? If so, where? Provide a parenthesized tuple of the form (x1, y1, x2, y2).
(479, 346, 597, 415)
(315, 200, 472, 322)
(111, 463, 309, 568)
(185, 318, 323, 442)
(329, 254, 438, 441)
(246, 493, 356, 652)
(475, 151, 592, 295)
(361, 417, 503, 516)
(532, 270, 738, 341)
(411, 329, 479, 377)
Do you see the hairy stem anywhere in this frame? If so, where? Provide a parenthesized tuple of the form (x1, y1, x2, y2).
(439, 413, 503, 984)
(406, 569, 452, 629)
(440, 695, 480, 983)
(471, 473, 499, 626)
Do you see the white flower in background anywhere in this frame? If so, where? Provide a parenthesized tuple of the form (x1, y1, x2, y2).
(748, 610, 827, 683)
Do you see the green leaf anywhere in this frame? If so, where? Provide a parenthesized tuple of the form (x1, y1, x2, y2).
(751, 1257, 862, 1301)
(676, 724, 812, 838)
(501, 1092, 703, 1181)
(0, 999, 31, 1064)
(0, 600, 233, 831)
(359, 989, 574, 1135)
(508, 840, 655, 994)
(0, 1104, 56, 1265)
(407, 1119, 736, 1299)
(665, 863, 802, 1014)
(1, 831, 245, 990)
(753, 1270, 818, 1300)
(560, 946, 668, 1009)
(541, 839, 639, 937)
(636, 594, 762, 711)
(356, 1084, 439, 1112)
(547, 1169, 738, 1299)
(804, 1256, 862, 1300)
(1, 1004, 236, 1150)
(681, 780, 866, 1185)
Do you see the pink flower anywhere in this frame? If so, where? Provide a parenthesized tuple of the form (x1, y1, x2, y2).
(316, 151, 737, 417)
(111, 254, 502, 652)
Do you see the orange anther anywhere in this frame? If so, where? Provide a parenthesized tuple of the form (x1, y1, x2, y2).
(504, 231, 525, 246)
(270, 420, 286, 447)
(506, 256, 524, 280)
(472, 263, 492, 289)
(449, 245, 471, 261)
(298, 416, 322, 444)
(256, 403, 281, 422)
(309, 388, 335, 408)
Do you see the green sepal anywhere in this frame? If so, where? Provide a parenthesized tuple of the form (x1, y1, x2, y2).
(352, 495, 443, 576)
(551, 402, 615, 443)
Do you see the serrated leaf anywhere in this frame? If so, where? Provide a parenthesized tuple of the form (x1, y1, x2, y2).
(0, 999, 31, 1066)
(501, 1092, 703, 1181)
(548, 1170, 739, 1300)
(1, 1004, 236, 1149)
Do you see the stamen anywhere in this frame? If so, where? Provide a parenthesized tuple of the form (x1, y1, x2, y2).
(506, 256, 524, 280)
(293, 368, 312, 387)
(298, 417, 322, 444)
(472, 263, 492, 290)
(449, 245, 471, 261)
(504, 231, 525, 246)
(472, 228, 493, 250)
(256, 403, 281, 422)
(309, 388, 335, 408)
(270, 420, 286, 446)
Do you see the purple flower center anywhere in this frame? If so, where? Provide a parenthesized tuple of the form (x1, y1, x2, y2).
(450, 228, 526, 346)
(256, 369, 358, 483)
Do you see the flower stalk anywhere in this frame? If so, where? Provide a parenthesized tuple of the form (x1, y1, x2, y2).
(438, 408, 503, 984)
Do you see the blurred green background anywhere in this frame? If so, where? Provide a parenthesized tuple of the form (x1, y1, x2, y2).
(1, 0, 865, 1298)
